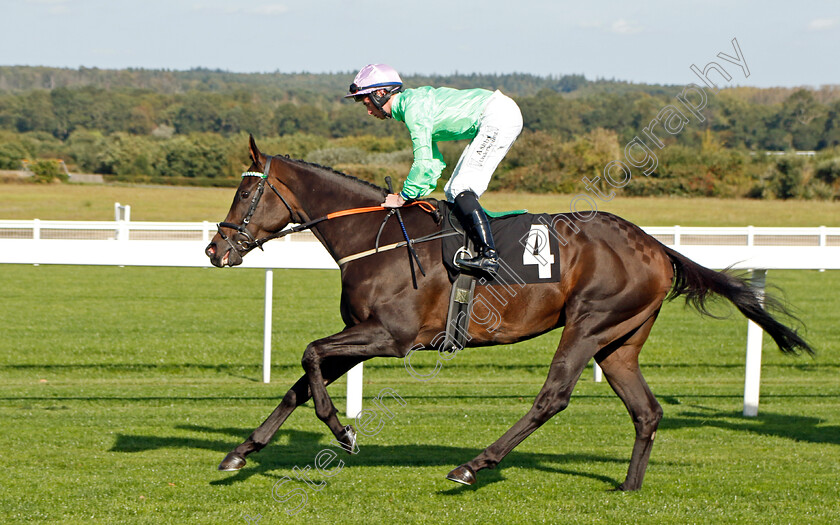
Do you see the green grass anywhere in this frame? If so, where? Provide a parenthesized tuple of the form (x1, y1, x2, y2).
(1, 265, 838, 524)
(2, 182, 839, 225)
(2, 183, 839, 522)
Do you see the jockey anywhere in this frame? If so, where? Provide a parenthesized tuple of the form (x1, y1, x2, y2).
(345, 63, 523, 275)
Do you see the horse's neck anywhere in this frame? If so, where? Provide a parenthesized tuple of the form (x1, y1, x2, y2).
(283, 160, 382, 219)
(281, 160, 384, 258)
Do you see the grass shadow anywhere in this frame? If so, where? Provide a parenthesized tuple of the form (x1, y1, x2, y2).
(660, 407, 840, 445)
(110, 423, 637, 489)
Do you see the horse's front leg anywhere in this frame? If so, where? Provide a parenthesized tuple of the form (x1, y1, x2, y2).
(300, 320, 404, 450)
(219, 356, 362, 471)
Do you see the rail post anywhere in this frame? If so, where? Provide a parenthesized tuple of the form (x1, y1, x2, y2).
(743, 269, 767, 417)
(263, 269, 273, 383)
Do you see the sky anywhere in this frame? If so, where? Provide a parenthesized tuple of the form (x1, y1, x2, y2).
(1, 0, 839, 88)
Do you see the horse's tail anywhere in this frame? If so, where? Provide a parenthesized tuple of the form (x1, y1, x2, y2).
(663, 246, 815, 356)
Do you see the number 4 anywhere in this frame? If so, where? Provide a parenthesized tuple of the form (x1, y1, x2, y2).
(522, 225, 554, 279)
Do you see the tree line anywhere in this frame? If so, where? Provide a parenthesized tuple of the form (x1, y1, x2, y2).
(0, 66, 838, 199)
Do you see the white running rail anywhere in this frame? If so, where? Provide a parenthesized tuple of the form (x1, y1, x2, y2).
(2, 219, 838, 417)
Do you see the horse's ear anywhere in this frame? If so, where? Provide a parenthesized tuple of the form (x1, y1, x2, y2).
(248, 134, 261, 165)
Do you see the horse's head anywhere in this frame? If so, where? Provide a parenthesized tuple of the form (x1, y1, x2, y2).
(206, 135, 297, 267)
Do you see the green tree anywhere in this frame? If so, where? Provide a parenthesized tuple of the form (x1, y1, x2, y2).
(272, 103, 329, 136)
(50, 86, 109, 138)
(769, 156, 805, 199)
(66, 129, 106, 172)
(14, 91, 58, 133)
(154, 134, 234, 179)
(781, 90, 825, 150)
(0, 139, 29, 169)
(173, 92, 223, 134)
(518, 90, 584, 140)
(94, 132, 159, 176)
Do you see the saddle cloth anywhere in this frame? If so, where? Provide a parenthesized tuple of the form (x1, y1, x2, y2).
(438, 202, 562, 285)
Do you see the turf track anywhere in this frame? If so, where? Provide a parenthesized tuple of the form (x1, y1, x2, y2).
(1, 265, 838, 524)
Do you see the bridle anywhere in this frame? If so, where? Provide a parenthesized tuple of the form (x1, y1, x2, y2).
(215, 154, 443, 260)
(216, 155, 299, 254)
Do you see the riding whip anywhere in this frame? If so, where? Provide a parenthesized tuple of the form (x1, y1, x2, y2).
(385, 177, 426, 288)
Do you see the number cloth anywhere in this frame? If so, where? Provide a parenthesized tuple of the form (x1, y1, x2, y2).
(440, 203, 561, 285)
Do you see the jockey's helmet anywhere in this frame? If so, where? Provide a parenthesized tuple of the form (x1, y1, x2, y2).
(345, 64, 403, 114)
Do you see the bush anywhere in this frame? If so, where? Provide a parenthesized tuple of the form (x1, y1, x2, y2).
(93, 132, 161, 176)
(154, 134, 234, 179)
(255, 133, 329, 160)
(305, 147, 368, 166)
(368, 149, 414, 165)
(768, 156, 804, 199)
(29, 159, 68, 183)
(332, 134, 407, 153)
(0, 140, 28, 169)
(745, 182, 771, 199)
(803, 179, 836, 200)
(66, 129, 106, 172)
(332, 164, 402, 185)
(814, 157, 840, 184)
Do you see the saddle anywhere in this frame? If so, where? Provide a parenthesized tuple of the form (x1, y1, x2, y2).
(436, 202, 562, 352)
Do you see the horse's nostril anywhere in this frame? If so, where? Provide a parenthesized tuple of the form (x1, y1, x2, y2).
(206, 244, 216, 257)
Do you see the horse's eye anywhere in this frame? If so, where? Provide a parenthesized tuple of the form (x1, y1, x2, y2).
(240, 191, 250, 199)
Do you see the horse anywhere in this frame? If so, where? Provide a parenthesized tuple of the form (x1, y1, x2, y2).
(205, 135, 813, 491)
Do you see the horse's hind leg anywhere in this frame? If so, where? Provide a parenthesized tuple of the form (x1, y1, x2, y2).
(595, 312, 663, 491)
(447, 325, 596, 485)
(219, 356, 362, 471)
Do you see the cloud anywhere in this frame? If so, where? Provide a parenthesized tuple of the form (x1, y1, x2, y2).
(807, 18, 837, 31)
(192, 3, 289, 16)
(609, 19, 643, 35)
(577, 20, 603, 29)
(576, 19, 643, 35)
(27, 0, 70, 15)
(246, 5, 288, 15)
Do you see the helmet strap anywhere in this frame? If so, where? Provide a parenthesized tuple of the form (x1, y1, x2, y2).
(370, 85, 402, 119)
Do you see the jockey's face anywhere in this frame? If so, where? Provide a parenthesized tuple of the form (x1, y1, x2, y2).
(361, 90, 388, 120)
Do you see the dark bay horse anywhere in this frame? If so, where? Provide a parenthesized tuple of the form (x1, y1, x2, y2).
(205, 136, 813, 490)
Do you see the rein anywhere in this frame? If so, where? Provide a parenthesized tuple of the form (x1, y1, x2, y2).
(336, 228, 460, 266)
(216, 155, 438, 255)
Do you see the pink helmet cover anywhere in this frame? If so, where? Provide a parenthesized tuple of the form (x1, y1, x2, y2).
(345, 64, 403, 98)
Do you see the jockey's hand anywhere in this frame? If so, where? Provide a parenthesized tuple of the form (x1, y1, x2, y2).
(382, 193, 406, 208)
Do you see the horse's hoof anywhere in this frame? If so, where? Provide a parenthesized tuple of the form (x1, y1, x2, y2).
(446, 464, 476, 485)
(218, 452, 246, 471)
(340, 425, 358, 454)
(613, 482, 640, 492)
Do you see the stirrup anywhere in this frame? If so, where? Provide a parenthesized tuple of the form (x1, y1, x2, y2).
(456, 250, 499, 275)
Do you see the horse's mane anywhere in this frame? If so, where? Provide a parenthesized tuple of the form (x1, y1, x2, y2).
(277, 154, 441, 209)
(282, 155, 387, 194)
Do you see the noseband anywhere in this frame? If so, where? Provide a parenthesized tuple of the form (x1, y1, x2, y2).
(216, 155, 296, 254)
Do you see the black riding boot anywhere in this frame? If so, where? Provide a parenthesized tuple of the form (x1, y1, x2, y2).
(454, 190, 499, 275)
